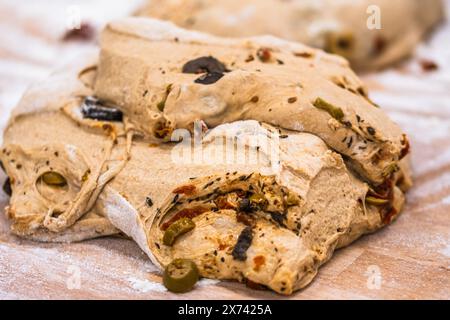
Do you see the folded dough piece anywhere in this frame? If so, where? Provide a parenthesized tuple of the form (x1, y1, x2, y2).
(94, 18, 411, 186)
(138, 0, 444, 71)
(106, 120, 404, 295)
(0, 52, 122, 242)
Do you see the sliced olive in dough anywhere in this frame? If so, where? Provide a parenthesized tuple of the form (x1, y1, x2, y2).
(249, 193, 267, 206)
(325, 31, 355, 58)
(162, 217, 196, 246)
(163, 259, 199, 293)
(365, 196, 389, 206)
(286, 192, 300, 206)
(313, 98, 345, 121)
(40, 172, 68, 187)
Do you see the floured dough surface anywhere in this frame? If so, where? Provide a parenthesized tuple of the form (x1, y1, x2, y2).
(0, 19, 411, 295)
(138, 0, 444, 70)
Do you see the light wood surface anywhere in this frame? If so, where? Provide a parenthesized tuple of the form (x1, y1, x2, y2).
(0, 0, 449, 300)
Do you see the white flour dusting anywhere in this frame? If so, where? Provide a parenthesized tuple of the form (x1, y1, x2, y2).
(128, 277, 167, 293)
(198, 279, 221, 287)
(440, 244, 450, 258)
(413, 147, 450, 176)
(127, 277, 220, 294)
(409, 172, 450, 201)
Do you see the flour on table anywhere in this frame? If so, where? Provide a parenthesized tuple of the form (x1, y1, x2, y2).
(440, 244, 450, 258)
(127, 277, 220, 294)
(127, 277, 167, 293)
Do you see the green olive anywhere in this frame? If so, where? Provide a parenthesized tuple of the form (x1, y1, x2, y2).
(82, 170, 91, 183)
(382, 164, 399, 178)
(163, 259, 199, 293)
(163, 218, 196, 246)
(157, 84, 173, 112)
(325, 32, 354, 58)
(313, 98, 345, 121)
(365, 196, 389, 206)
(41, 172, 67, 187)
(249, 193, 266, 205)
(286, 192, 300, 206)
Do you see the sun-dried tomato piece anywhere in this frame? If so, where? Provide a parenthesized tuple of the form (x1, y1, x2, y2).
(420, 59, 439, 72)
(253, 255, 266, 272)
(382, 207, 398, 225)
(172, 185, 197, 196)
(400, 135, 410, 160)
(373, 35, 387, 55)
(257, 48, 272, 62)
(236, 212, 254, 227)
(161, 206, 209, 231)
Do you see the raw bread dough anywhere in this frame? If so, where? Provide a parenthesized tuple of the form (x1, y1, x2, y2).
(0, 18, 412, 294)
(138, 0, 444, 70)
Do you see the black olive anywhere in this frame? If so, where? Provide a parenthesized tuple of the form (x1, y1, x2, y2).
(367, 127, 376, 135)
(347, 136, 354, 149)
(3, 178, 12, 197)
(182, 56, 228, 74)
(232, 227, 253, 261)
(194, 72, 224, 85)
(81, 97, 123, 122)
(0, 161, 4, 172)
(342, 121, 352, 128)
(270, 212, 286, 227)
(145, 197, 154, 208)
(239, 198, 253, 213)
